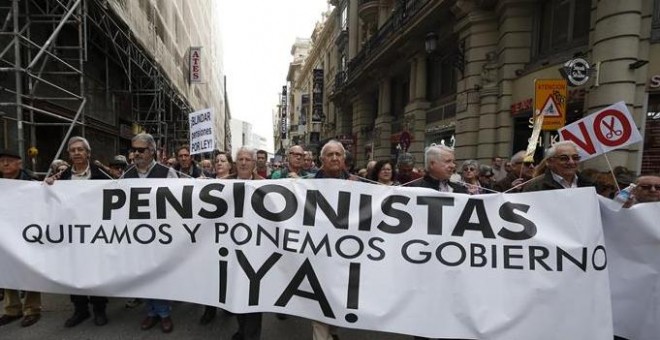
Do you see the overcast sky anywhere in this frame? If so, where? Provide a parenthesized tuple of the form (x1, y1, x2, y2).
(219, 0, 330, 152)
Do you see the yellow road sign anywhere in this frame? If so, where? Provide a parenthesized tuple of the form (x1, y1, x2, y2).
(535, 79, 567, 131)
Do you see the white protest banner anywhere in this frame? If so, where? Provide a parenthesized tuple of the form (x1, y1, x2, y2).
(189, 108, 215, 155)
(600, 198, 660, 340)
(558, 101, 642, 160)
(0, 179, 612, 339)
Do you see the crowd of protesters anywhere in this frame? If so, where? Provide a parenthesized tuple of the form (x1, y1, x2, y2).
(1, 132, 658, 340)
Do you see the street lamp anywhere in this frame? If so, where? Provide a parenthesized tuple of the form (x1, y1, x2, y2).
(425, 32, 439, 54)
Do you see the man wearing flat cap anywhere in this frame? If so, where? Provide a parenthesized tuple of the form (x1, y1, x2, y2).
(0, 149, 42, 328)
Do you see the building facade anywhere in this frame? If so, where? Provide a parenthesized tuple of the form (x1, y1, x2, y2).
(293, 0, 659, 173)
(0, 0, 226, 172)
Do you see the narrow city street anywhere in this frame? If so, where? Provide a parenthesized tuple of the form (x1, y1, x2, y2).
(1, 293, 409, 339)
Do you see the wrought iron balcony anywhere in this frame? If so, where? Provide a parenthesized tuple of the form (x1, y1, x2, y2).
(358, 0, 379, 22)
(333, 70, 348, 94)
(347, 0, 430, 84)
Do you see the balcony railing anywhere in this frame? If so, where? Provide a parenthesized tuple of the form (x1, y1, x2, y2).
(341, 0, 430, 90)
(358, 0, 379, 21)
(333, 70, 347, 94)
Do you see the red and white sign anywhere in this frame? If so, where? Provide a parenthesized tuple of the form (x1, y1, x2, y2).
(558, 101, 642, 160)
(190, 47, 202, 84)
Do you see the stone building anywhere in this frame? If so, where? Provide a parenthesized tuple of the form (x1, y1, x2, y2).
(296, 0, 659, 173)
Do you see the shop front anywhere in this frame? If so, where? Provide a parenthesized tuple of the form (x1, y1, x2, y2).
(643, 75, 660, 174)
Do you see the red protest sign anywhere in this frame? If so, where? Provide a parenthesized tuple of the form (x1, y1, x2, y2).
(558, 102, 642, 160)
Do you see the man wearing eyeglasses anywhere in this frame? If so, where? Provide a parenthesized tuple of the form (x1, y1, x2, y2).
(523, 141, 592, 192)
(271, 145, 311, 179)
(122, 133, 176, 333)
(493, 150, 535, 192)
(123, 133, 177, 179)
(631, 174, 660, 204)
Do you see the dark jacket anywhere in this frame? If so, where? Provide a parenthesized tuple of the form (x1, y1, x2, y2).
(123, 163, 172, 179)
(522, 169, 593, 192)
(12, 169, 37, 181)
(493, 172, 521, 192)
(173, 162, 202, 178)
(410, 174, 469, 194)
(60, 162, 109, 180)
(314, 169, 355, 180)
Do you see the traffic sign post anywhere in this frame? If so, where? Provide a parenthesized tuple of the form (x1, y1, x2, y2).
(535, 79, 567, 131)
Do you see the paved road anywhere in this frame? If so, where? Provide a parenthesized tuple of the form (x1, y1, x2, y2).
(1, 293, 410, 339)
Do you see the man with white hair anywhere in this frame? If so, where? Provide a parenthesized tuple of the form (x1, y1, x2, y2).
(410, 145, 468, 339)
(311, 139, 356, 340)
(410, 144, 467, 193)
(523, 141, 592, 191)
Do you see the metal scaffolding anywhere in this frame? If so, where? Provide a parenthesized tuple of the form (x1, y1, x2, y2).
(0, 0, 193, 169)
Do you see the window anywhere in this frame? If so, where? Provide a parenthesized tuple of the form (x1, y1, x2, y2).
(341, 5, 348, 31)
(653, 0, 660, 41)
(537, 0, 590, 57)
(427, 56, 457, 102)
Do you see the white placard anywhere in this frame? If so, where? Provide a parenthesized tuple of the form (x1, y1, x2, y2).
(189, 108, 215, 155)
(558, 101, 642, 160)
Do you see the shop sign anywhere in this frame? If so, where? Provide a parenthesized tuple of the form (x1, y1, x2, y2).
(562, 58, 590, 86)
(189, 47, 202, 84)
(281, 85, 287, 139)
(648, 75, 660, 90)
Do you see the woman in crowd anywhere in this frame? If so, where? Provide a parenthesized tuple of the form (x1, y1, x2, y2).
(214, 151, 234, 178)
(593, 172, 618, 199)
(478, 164, 495, 190)
(368, 160, 399, 186)
(460, 159, 484, 195)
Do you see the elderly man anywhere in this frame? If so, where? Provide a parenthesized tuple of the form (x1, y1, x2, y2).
(311, 140, 356, 340)
(271, 145, 311, 179)
(46, 136, 110, 328)
(631, 174, 660, 204)
(173, 145, 202, 178)
(490, 156, 507, 182)
(411, 145, 467, 193)
(493, 150, 535, 192)
(0, 149, 41, 328)
(124, 134, 177, 179)
(523, 141, 592, 192)
(223, 147, 264, 339)
(121, 133, 176, 333)
(410, 146, 469, 340)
